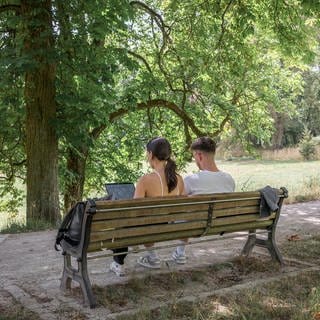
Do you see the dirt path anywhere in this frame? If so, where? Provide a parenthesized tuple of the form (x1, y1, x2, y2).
(0, 201, 319, 319)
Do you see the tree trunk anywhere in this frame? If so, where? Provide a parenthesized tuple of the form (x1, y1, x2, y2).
(22, 0, 59, 224)
(269, 106, 285, 149)
(64, 147, 88, 213)
(271, 113, 285, 149)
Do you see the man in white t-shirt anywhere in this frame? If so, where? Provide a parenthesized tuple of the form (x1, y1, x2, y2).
(172, 136, 235, 264)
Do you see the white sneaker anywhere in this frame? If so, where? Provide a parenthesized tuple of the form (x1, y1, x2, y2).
(172, 249, 187, 264)
(110, 261, 125, 276)
(137, 255, 161, 269)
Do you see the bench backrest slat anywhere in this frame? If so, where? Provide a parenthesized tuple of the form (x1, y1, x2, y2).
(208, 219, 273, 236)
(89, 212, 275, 249)
(93, 203, 210, 220)
(93, 192, 261, 210)
(90, 203, 260, 231)
(87, 219, 274, 252)
(91, 211, 208, 231)
(88, 228, 205, 252)
(92, 200, 260, 221)
(90, 220, 207, 242)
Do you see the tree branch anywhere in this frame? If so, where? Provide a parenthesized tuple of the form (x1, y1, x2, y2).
(127, 50, 153, 74)
(109, 99, 206, 137)
(212, 115, 230, 136)
(130, 1, 169, 32)
(216, 0, 234, 48)
(90, 96, 230, 141)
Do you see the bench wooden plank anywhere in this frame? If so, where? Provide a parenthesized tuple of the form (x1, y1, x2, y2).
(92, 202, 260, 221)
(94, 192, 261, 210)
(88, 228, 205, 252)
(95, 197, 260, 210)
(87, 219, 274, 252)
(213, 205, 260, 217)
(92, 203, 210, 220)
(90, 208, 265, 234)
(208, 219, 273, 235)
(90, 220, 207, 242)
(213, 199, 260, 210)
(89, 212, 275, 243)
(91, 211, 208, 231)
(213, 212, 275, 227)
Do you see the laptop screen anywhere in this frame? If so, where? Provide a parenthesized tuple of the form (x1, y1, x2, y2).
(105, 183, 135, 200)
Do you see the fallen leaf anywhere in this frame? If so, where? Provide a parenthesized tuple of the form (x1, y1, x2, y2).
(287, 234, 301, 241)
(313, 312, 320, 320)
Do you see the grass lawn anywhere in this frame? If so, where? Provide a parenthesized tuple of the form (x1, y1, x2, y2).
(216, 159, 320, 190)
(96, 236, 320, 320)
(0, 290, 41, 320)
(1, 159, 320, 231)
(203, 159, 320, 203)
(130, 270, 320, 320)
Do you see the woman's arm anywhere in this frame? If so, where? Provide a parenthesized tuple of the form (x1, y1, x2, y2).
(134, 176, 146, 198)
(178, 175, 186, 195)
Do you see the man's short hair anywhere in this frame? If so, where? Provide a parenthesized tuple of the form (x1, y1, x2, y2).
(190, 136, 216, 153)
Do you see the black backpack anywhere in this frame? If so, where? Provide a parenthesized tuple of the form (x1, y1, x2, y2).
(54, 201, 87, 251)
(54, 195, 112, 251)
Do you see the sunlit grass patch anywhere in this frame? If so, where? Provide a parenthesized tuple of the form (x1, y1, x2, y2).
(93, 257, 289, 313)
(0, 218, 54, 234)
(292, 175, 320, 203)
(115, 270, 320, 320)
(280, 234, 320, 264)
(0, 290, 41, 320)
(215, 159, 320, 203)
(52, 305, 86, 320)
(260, 147, 303, 161)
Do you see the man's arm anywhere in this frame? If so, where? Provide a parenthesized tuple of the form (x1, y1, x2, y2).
(183, 175, 192, 195)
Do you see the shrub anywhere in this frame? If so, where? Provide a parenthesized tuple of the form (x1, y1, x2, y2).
(299, 128, 317, 160)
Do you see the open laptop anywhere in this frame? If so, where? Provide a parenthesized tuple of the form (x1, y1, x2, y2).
(105, 182, 135, 200)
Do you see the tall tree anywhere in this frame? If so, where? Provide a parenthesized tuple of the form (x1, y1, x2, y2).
(0, 0, 59, 223)
(1, 0, 320, 223)
(300, 64, 320, 136)
(22, 0, 59, 223)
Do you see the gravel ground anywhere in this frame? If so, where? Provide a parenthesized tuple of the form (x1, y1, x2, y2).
(0, 200, 319, 319)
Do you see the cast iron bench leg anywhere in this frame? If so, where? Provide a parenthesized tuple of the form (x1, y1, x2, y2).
(60, 253, 97, 308)
(241, 230, 256, 256)
(60, 253, 72, 291)
(265, 231, 284, 265)
(77, 255, 97, 308)
(241, 229, 284, 265)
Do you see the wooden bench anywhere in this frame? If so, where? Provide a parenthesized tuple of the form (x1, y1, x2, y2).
(59, 187, 288, 308)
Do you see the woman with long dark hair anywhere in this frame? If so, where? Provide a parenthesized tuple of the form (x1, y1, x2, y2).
(109, 137, 184, 275)
(135, 137, 185, 268)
